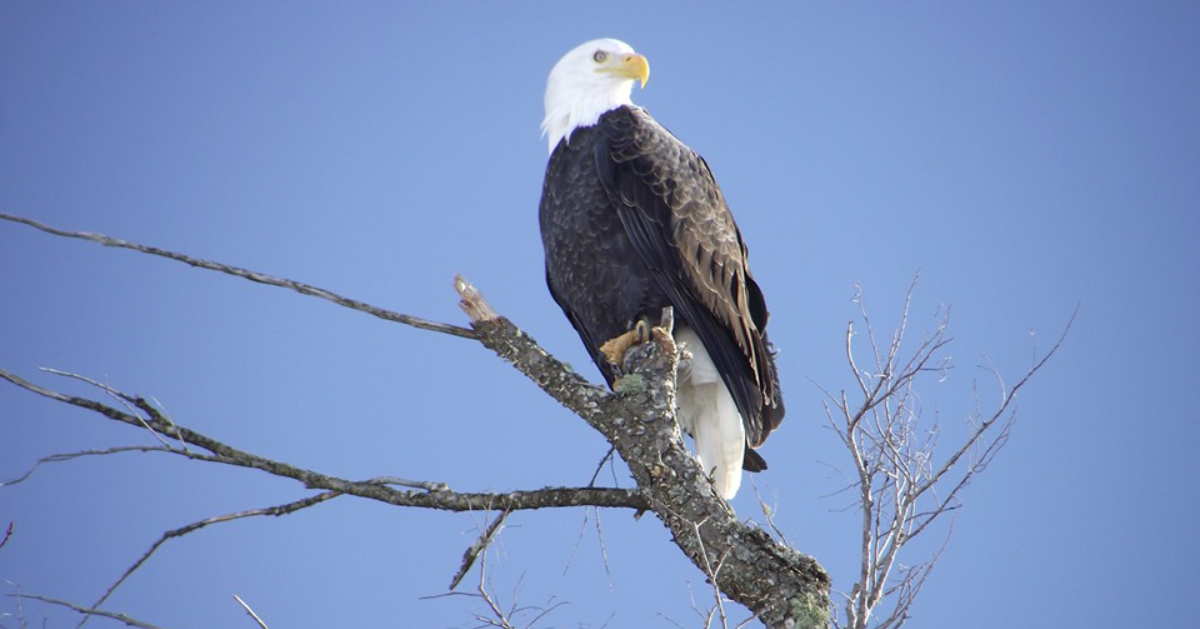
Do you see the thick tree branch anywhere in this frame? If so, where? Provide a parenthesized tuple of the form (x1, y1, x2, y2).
(456, 277, 831, 629)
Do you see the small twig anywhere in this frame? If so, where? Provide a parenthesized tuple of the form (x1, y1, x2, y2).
(0, 212, 475, 339)
(593, 505, 613, 583)
(656, 608, 691, 629)
(566, 448, 619, 587)
(473, 545, 516, 629)
(0, 521, 12, 551)
(4, 580, 30, 629)
(39, 368, 176, 451)
(143, 395, 186, 452)
(16, 595, 167, 629)
(586, 446, 617, 487)
(690, 520, 730, 629)
(750, 482, 790, 546)
(913, 308, 1074, 502)
(2, 446, 184, 487)
(876, 521, 952, 629)
(523, 597, 569, 629)
(233, 595, 269, 629)
(365, 476, 451, 492)
(449, 510, 509, 591)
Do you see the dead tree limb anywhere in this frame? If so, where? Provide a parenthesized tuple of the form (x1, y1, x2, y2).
(0, 368, 649, 516)
(0, 212, 473, 339)
(3, 214, 832, 628)
(457, 278, 830, 628)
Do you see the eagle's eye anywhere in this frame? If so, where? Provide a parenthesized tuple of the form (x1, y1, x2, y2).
(592, 51, 607, 63)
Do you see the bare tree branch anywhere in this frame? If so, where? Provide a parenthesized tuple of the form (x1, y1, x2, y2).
(232, 595, 269, 629)
(13, 595, 167, 629)
(40, 368, 182, 451)
(2, 447, 188, 487)
(3, 363, 649, 625)
(0, 212, 474, 339)
(84, 492, 342, 620)
(0, 368, 650, 515)
(831, 279, 1072, 628)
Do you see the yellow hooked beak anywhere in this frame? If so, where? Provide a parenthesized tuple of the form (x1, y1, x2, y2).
(603, 53, 650, 88)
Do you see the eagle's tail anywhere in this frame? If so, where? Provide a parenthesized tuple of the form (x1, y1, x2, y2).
(677, 327, 747, 500)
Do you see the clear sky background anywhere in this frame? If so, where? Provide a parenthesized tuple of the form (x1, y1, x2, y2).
(2, 3, 1197, 628)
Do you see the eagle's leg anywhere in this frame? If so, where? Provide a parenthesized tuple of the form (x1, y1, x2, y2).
(599, 318, 653, 368)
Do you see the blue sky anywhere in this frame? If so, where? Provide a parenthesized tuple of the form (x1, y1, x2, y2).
(2, 2, 1197, 627)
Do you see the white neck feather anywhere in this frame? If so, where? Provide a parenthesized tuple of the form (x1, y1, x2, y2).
(541, 81, 633, 153)
(541, 40, 638, 154)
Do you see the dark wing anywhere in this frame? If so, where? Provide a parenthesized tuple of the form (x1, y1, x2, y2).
(595, 107, 784, 453)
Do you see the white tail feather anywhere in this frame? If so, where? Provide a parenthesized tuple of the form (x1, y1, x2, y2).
(676, 327, 746, 499)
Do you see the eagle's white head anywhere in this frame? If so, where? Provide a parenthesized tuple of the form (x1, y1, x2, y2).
(541, 38, 650, 153)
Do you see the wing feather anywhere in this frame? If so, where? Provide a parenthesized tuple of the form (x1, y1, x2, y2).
(596, 107, 783, 449)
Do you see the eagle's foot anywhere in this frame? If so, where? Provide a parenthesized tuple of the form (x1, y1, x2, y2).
(600, 319, 652, 368)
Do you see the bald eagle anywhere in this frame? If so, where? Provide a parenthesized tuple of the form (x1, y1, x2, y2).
(539, 39, 784, 500)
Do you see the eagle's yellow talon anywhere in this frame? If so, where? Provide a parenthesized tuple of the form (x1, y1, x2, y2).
(600, 319, 655, 367)
(600, 329, 636, 366)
